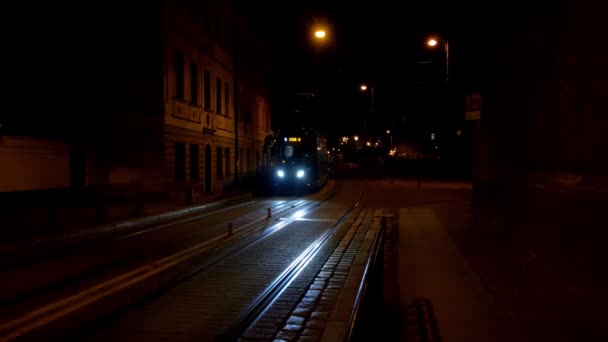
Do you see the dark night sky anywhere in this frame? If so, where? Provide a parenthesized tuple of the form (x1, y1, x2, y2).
(232, 0, 522, 142)
(1, 0, 535, 143)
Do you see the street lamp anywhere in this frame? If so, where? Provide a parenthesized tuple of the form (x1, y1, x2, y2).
(360, 84, 374, 140)
(315, 30, 326, 39)
(386, 129, 392, 149)
(359, 84, 374, 105)
(426, 36, 449, 81)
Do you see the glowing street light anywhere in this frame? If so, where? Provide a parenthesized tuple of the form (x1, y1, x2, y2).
(353, 135, 359, 141)
(359, 84, 374, 142)
(314, 29, 326, 39)
(426, 36, 449, 81)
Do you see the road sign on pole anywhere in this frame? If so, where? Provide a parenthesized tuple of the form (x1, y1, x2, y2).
(465, 93, 482, 120)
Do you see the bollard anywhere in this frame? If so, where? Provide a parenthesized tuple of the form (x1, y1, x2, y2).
(267, 207, 272, 218)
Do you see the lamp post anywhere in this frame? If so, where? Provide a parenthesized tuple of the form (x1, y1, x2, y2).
(360, 84, 374, 107)
(427, 37, 449, 81)
(386, 129, 392, 149)
(360, 84, 374, 140)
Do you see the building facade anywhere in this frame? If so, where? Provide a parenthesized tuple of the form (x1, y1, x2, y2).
(0, 0, 271, 199)
(162, 0, 271, 198)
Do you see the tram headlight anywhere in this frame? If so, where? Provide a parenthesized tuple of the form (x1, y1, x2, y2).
(277, 170, 285, 178)
(296, 170, 305, 178)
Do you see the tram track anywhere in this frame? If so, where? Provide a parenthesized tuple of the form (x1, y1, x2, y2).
(0, 186, 340, 341)
(220, 192, 366, 341)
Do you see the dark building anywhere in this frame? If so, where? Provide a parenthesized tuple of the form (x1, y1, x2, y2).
(0, 0, 271, 199)
(470, 1, 608, 339)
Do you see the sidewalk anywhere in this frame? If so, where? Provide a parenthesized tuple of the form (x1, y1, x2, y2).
(397, 206, 524, 342)
(0, 190, 251, 260)
(365, 179, 527, 341)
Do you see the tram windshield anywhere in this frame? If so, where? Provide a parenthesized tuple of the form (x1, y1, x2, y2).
(275, 141, 315, 162)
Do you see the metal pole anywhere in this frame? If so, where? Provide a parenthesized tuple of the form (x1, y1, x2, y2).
(233, 19, 239, 185)
(444, 40, 449, 82)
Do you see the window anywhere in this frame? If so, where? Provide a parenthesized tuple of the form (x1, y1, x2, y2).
(225, 148, 230, 176)
(204, 70, 211, 110)
(175, 142, 186, 182)
(175, 52, 184, 99)
(216, 77, 222, 114)
(190, 62, 198, 105)
(224, 83, 230, 116)
(190, 144, 199, 180)
(216, 147, 223, 178)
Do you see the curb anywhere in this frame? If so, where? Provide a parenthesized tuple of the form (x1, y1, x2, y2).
(1, 193, 253, 257)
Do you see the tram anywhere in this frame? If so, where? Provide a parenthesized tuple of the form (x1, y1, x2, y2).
(258, 127, 329, 194)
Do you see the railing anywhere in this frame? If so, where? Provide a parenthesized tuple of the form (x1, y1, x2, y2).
(345, 215, 387, 341)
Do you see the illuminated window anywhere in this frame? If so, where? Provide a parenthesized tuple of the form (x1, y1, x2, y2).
(284, 145, 294, 158)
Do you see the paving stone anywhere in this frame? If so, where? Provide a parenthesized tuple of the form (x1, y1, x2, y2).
(301, 328, 323, 337)
(244, 327, 279, 339)
(306, 289, 321, 297)
(315, 303, 335, 312)
(310, 311, 330, 320)
(278, 327, 301, 339)
(292, 307, 311, 317)
(286, 316, 306, 325)
(322, 288, 339, 295)
(306, 319, 327, 330)
(301, 297, 318, 306)
(310, 284, 325, 290)
(321, 294, 338, 301)
(296, 301, 316, 311)
(282, 323, 303, 332)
